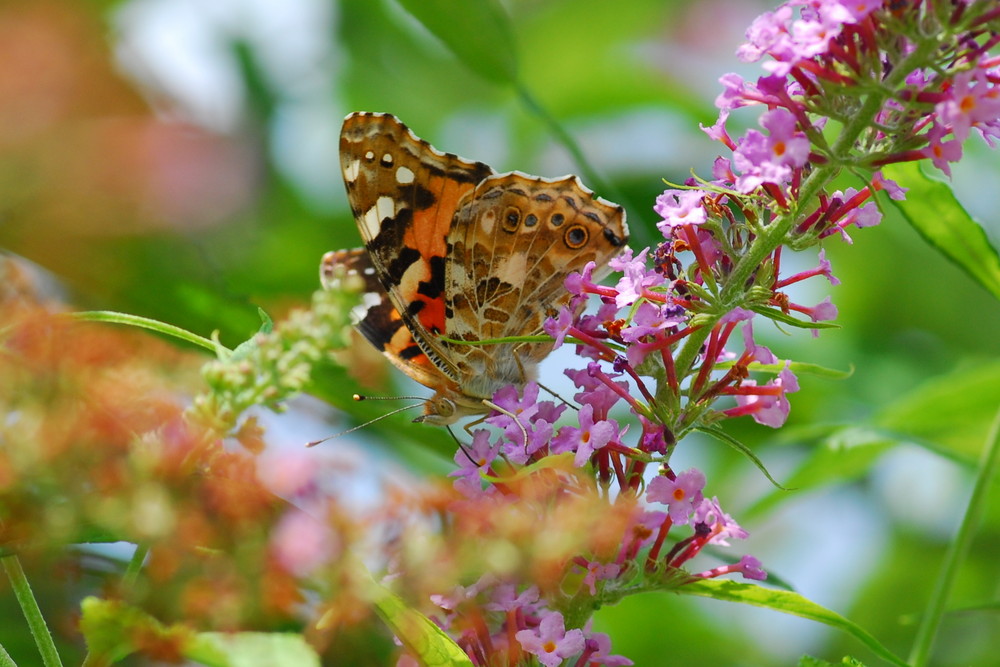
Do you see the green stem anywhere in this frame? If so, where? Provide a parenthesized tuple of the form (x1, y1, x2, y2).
(69, 311, 223, 354)
(671, 36, 940, 382)
(908, 405, 1000, 667)
(1, 555, 63, 667)
(0, 642, 18, 667)
(122, 543, 149, 590)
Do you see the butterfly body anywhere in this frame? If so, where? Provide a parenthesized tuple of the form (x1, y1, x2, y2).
(323, 112, 628, 424)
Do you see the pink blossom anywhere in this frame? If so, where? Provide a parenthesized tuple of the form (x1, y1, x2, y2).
(515, 612, 586, 667)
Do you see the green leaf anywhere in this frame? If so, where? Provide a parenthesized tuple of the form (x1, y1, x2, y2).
(798, 656, 869, 667)
(228, 307, 274, 361)
(198, 633, 321, 667)
(750, 305, 840, 330)
(875, 359, 1000, 462)
(368, 580, 473, 667)
(697, 425, 788, 490)
(79, 598, 320, 666)
(80, 597, 225, 665)
(883, 161, 1000, 302)
(395, 0, 519, 85)
(744, 427, 898, 519)
(677, 580, 907, 667)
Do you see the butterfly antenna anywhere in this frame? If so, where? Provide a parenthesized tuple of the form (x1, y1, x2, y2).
(446, 425, 478, 466)
(306, 396, 423, 447)
(537, 380, 578, 411)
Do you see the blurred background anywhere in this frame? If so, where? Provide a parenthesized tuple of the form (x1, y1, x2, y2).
(1, 0, 999, 665)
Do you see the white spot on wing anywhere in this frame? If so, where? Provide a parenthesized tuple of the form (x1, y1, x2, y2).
(362, 207, 380, 238)
(376, 196, 395, 223)
(396, 166, 415, 184)
(351, 291, 383, 324)
(481, 210, 495, 235)
(343, 159, 360, 183)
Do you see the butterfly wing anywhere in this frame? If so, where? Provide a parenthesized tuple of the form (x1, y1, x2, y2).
(339, 112, 494, 389)
(321, 248, 449, 390)
(443, 173, 629, 392)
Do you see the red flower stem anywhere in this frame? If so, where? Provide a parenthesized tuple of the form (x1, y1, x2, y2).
(645, 515, 673, 569)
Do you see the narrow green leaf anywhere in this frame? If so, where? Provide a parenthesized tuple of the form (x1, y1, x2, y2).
(750, 305, 840, 330)
(744, 427, 898, 519)
(678, 580, 908, 667)
(368, 580, 473, 667)
(883, 162, 1000, 302)
(697, 426, 788, 490)
(396, 0, 518, 85)
(70, 311, 222, 354)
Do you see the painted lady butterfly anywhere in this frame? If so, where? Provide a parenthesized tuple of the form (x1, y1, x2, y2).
(321, 112, 629, 425)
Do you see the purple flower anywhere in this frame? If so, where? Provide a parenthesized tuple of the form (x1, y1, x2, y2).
(609, 247, 663, 308)
(543, 306, 576, 349)
(515, 612, 586, 667)
(935, 68, 1000, 143)
(581, 559, 621, 595)
(736, 554, 768, 581)
(647, 468, 706, 525)
(551, 403, 620, 467)
(565, 260, 597, 296)
(486, 382, 541, 443)
(742, 319, 777, 365)
(733, 108, 810, 193)
(582, 631, 634, 666)
(565, 364, 627, 417)
(694, 496, 749, 546)
(449, 429, 498, 496)
(654, 189, 708, 236)
(921, 122, 963, 177)
(872, 171, 908, 201)
(483, 583, 540, 613)
(816, 248, 840, 285)
(737, 5, 794, 65)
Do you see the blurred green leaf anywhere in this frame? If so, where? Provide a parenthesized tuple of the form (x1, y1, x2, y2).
(80, 598, 320, 666)
(798, 656, 869, 667)
(678, 581, 907, 667)
(745, 427, 898, 519)
(883, 162, 1000, 302)
(395, 0, 519, 85)
(875, 359, 1000, 461)
(199, 633, 321, 667)
(368, 580, 472, 667)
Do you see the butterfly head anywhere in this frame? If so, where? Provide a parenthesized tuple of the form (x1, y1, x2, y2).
(413, 391, 490, 426)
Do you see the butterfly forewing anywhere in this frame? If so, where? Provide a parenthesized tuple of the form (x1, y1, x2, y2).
(340, 112, 493, 384)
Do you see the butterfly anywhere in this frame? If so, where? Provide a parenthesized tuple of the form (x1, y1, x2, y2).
(321, 112, 629, 425)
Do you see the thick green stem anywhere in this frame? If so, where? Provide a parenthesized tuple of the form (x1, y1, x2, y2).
(908, 406, 1000, 667)
(1, 555, 63, 667)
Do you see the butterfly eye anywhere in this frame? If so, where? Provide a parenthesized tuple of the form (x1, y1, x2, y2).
(564, 225, 589, 249)
(550, 213, 565, 227)
(502, 206, 521, 232)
